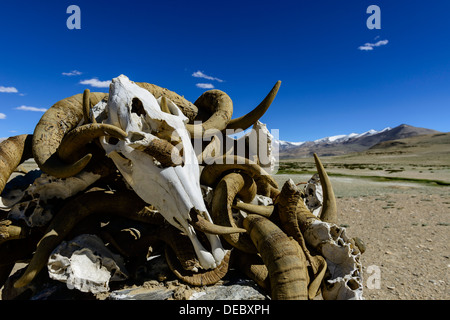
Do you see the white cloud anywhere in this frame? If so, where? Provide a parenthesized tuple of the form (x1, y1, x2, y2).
(62, 70, 82, 76)
(16, 105, 47, 112)
(192, 71, 223, 82)
(0, 113, 6, 119)
(196, 83, 215, 89)
(358, 45, 374, 51)
(0, 86, 18, 93)
(358, 39, 389, 51)
(79, 78, 111, 88)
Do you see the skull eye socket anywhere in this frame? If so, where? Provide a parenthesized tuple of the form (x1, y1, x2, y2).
(105, 137, 119, 145)
(129, 132, 145, 143)
(131, 98, 146, 117)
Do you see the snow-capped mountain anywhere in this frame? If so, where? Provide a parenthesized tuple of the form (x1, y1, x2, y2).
(311, 127, 392, 145)
(275, 124, 440, 159)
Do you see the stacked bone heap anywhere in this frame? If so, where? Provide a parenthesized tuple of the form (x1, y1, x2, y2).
(0, 75, 364, 300)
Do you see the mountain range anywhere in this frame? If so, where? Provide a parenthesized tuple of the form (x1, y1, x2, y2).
(275, 124, 441, 159)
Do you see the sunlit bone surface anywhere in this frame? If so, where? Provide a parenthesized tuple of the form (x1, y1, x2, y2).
(48, 234, 128, 293)
(99, 75, 225, 270)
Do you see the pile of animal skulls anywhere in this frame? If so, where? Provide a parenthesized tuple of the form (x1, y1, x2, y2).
(0, 75, 365, 300)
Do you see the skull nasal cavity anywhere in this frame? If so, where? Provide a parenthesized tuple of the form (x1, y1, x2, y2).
(131, 98, 146, 116)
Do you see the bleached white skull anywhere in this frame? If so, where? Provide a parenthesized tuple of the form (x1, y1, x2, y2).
(99, 75, 225, 269)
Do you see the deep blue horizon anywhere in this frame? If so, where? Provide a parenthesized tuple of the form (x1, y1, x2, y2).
(1, 0, 449, 142)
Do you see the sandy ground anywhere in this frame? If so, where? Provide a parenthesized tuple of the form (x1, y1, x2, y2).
(274, 174, 449, 300)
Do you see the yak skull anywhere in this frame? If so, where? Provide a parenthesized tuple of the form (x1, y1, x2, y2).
(99, 75, 225, 270)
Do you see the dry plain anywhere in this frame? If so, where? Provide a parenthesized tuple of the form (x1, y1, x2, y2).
(276, 133, 450, 299)
(1, 132, 449, 300)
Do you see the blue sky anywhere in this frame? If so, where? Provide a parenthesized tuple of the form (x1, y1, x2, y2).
(1, 0, 449, 142)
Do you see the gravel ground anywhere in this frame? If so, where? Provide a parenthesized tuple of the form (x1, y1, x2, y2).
(275, 174, 450, 300)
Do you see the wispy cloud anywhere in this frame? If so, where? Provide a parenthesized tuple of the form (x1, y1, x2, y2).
(79, 78, 111, 88)
(192, 71, 224, 82)
(0, 113, 6, 119)
(358, 39, 389, 51)
(196, 83, 215, 89)
(16, 105, 47, 112)
(62, 70, 82, 76)
(0, 86, 18, 93)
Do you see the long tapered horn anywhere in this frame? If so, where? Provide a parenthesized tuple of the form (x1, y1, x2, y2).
(57, 123, 127, 163)
(0, 134, 33, 194)
(82, 89, 95, 124)
(313, 153, 337, 224)
(189, 209, 247, 235)
(233, 202, 275, 218)
(187, 81, 281, 138)
(200, 155, 279, 197)
(226, 81, 281, 131)
(210, 172, 258, 253)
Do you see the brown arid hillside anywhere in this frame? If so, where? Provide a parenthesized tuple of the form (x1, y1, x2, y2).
(275, 131, 450, 300)
(279, 124, 441, 159)
(278, 132, 450, 185)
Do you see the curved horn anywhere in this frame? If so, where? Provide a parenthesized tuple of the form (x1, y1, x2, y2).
(200, 155, 279, 196)
(313, 153, 337, 224)
(32, 92, 108, 178)
(82, 89, 95, 124)
(275, 178, 328, 299)
(160, 223, 233, 280)
(127, 133, 184, 167)
(233, 202, 274, 218)
(243, 214, 309, 300)
(232, 250, 271, 292)
(0, 134, 33, 194)
(57, 123, 127, 164)
(186, 90, 233, 138)
(189, 209, 246, 235)
(211, 172, 257, 253)
(226, 81, 281, 131)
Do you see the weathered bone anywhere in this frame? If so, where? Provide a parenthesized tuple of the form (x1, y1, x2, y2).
(47, 234, 128, 293)
(280, 179, 363, 300)
(99, 75, 226, 270)
(13, 190, 147, 288)
(302, 173, 323, 217)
